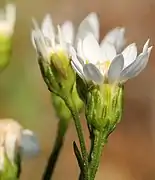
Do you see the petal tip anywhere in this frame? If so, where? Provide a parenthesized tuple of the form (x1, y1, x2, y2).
(87, 12, 98, 19)
(148, 46, 153, 53)
(20, 130, 40, 157)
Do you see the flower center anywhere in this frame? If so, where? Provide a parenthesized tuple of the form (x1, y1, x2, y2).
(97, 60, 111, 74)
(104, 60, 111, 70)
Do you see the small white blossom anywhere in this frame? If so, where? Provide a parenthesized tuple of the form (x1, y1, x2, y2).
(31, 14, 74, 62)
(71, 28, 152, 85)
(0, 3, 16, 36)
(0, 119, 39, 169)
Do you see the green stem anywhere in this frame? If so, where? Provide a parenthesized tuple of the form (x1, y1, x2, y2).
(89, 130, 107, 180)
(63, 96, 88, 180)
(42, 120, 68, 180)
(16, 154, 21, 178)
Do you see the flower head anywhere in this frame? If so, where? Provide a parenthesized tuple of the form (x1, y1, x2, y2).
(71, 12, 153, 133)
(71, 27, 152, 85)
(0, 3, 16, 37)
(0, 119, 39, 172)
(31, 15, 77, 95)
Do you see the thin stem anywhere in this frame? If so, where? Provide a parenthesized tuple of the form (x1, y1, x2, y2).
(16, 153, 21, 178)
(89, 130, 107, 180)
(63, 96, 88, 180)
(79, 124, 94, 180)
(42, 120, 68, 180)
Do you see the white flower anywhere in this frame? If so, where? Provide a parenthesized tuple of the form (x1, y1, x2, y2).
(31, 14, 74, 62)
(0, 3, 16, 36)
(71, 32, 152, 85)
(0, 119, 39, 168)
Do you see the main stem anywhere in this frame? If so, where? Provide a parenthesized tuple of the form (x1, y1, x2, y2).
(63, 96, 88, 180)
(89, 130, 107, 180)
(42, 120, 68, 180)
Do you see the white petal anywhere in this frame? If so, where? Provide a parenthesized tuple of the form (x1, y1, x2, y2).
(122, 43, 137, 68)
(57, 25, 66, 48)
(120, 46, 152, 81)
(41, 14, 55, 43)
(84, 13, 99, 41)
(102, 27, 125, 53)
(32, 28, 48, 60)
(70, 46, 84, 77)
(83, 63, 103, 84)
(20, 130, 40, 157)
(31, 30, 36, 49)
(143, 39, 150, 53)
(61, 21, 74, 44)
(108, 54, 124, 83)
(77, 39, 85, 60)
(0, 147, 5, 170)
(100, 41, 116, 62)
(5, 3, 16, 27)
(75, 12, 99, 45)
(71, 61, 84, 79)
(5, 133, 17, 163)
(82, 33, 102, 64)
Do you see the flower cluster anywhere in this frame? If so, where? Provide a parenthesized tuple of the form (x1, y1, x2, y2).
(32, 13, 152, 88)
(0, 2, 152, 179)
(32, 12, 153, 131)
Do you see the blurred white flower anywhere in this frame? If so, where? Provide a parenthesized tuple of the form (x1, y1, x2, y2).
(71, 31, 152, 85)
(31, 14, 74, 62)
(0, 119, 39, 170)
(0, 3, 16, 36)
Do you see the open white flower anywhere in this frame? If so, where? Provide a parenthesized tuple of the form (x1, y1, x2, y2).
(0, 119, 39, 169)
(31, 14, 74, 62)
(71, 32, 152, 85)
(0, 3, 16, 36)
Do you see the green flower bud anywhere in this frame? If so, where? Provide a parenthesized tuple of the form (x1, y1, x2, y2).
(84, 83, 124, 132)
(51, 82, 83, 122)
(52, 93, 71, 122)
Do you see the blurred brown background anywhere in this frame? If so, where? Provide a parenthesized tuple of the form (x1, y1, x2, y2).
(1, 0, 155, 179)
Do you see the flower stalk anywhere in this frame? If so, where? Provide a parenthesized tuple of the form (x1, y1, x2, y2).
(42, 118, 69, 180)
(63, 96, 88, 180)
(88, 130, 108, 180)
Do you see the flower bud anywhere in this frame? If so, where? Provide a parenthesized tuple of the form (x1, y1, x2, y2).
(51, 82, 83, 122)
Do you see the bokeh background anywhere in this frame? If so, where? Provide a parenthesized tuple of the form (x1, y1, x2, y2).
(1, 0, 155, 179)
